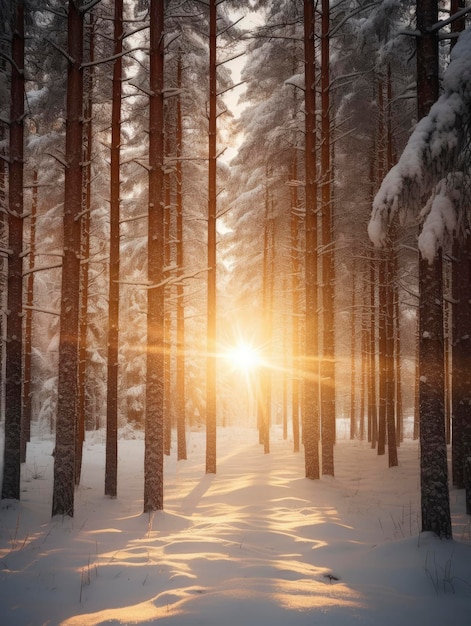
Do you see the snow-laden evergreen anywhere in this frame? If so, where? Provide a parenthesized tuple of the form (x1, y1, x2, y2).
(369, 26, 471, 260)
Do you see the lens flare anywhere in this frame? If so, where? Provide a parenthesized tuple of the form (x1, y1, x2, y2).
(226, 343, 261, 371)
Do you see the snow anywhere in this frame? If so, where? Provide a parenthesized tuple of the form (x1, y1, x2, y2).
(368, 26, 471, 257)
(1, 424, 470, 625)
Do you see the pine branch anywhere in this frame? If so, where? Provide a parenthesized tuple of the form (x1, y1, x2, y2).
(23, 305, 60, 316)
(23, 262, 63, 277)
(45, 38, 74, 64)
(81, 47, 145, 68)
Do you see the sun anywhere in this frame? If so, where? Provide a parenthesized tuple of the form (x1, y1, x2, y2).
(226, 342, 261, 372)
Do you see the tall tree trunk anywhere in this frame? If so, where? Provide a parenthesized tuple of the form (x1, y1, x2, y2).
(450, 0, 468, 486)
(303, 0, 320, 479)
(21, 168, 37, 463)
(375, 76, 387, 456)
(52, 0, 84, 517)
(320, 0, 335, 476)
(290, 154, 301, 453)
(451, 236, 471, 488)
(359, 296, 367, 441)
(303, 0, 320, 480)
(385, 65, 400, 459)
(206, 0, 217, 474)
(105, 0, 123, 498)
(0, 124, 6, 427)
(282, 289, 288, 441)
(377, 251, 387, 456)
(176, 51, 187, 461)
(416, 0, 452, 538)
(2, 0, 24, 501)
(369, 256, 378, 447)
(76, 12, 94, 485)
(144, 0, 165, 512)
(350, 265, 356, 440)
(386, 244, 398, 467)
(393, 252, 404, 443)
(164, 135, 172, 456)
(260, 182, 272, 454)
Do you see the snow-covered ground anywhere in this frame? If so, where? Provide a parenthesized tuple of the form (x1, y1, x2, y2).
(1, 424, 471, 625)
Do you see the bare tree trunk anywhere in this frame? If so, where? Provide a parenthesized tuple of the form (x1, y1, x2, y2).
(393, 253, 404, 443)
(377, 251, 387, 456)
(21, 168, 37, 463)
(260, 181, 273, 454)
(164, 136, 172, 456)
(385, 64, 400, 459)
(2, 0, 24, 501)
(303, 0, 320, 480)
(386, 244, 398, 467)
(0, 124, 6, 427)
(350, 265, 356, 440)
(76, 12, 94, 485)
(417, 0, 451, 538)
(105, 0, 123, 498)
(320, 0, 335, 476)
(206, 0, 217, 474)
(369, 256, 378, 447)
(144, 0, 165, 512)
(290, 154, 301, 453)
(359, 295, 367, 441)
(176, 50, 187, 461)
(451, 236, 471, 488)
(52, 0, 84, 517)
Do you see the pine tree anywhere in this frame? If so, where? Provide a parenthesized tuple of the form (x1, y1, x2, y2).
(52, 0, 84, 517)
(144, 0, 165, 512)
(303, 0, 320, 480)
(2, 0, 24, 501)
(105, 0, 124, 499)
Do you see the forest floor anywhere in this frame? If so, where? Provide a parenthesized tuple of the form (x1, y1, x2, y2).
(1, 424, 471, 625)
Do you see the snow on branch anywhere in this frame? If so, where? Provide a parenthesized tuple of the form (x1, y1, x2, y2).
(417, 175, 461, 262)
(369, 26, 471, 258)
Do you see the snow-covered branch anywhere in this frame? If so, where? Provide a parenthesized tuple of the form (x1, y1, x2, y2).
(23, 305, 60, 316)
(418, 175, 461, 263)
(23, 262, 63, 277)
(369, 27, 471, 258)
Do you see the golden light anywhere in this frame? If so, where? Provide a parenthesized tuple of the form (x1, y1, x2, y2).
(226, 342, 261, 372)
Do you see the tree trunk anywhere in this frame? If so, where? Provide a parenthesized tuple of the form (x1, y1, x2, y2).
(377, 251, 387, 456)
(369, 257, 378, 447)
(52, 0, 84, 517)
(451, 236, 471, 488)
(164, 135, 172, 456)
(303, 0, 320, 479)
(359, 296, 367, 441)
(290, 154, 301, 453)
(144, 0, 165, 512)
(105, 0, 123, 498)
(386, 245, 398, 467)
(176, 50, 187, 462)
(419, 253, 451, 537)
(76, 12, 94, 485)
(260, 182, 273, 454)
(416, 0, 452, 539)
(2, 0, 24, 501)
(393, 248, 404, 443)
(320, 0, 335, 476)
(206, 0, 217, 474)
(21, 168, 37, 464)
(350, 265, 356, 440)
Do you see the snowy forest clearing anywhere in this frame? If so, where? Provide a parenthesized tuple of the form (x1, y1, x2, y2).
(1, 425, 471, 625)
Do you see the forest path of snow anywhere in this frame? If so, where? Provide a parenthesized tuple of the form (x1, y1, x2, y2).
(1, 427, 471, 625)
